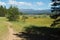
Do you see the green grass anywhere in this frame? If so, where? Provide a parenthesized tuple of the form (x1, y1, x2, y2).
(0, 17, 7, 22)
(11, 15, 54, 32)
(0, 15, 54, 39)
(11, 21, 31, 32)
(0, 17, 8, 40)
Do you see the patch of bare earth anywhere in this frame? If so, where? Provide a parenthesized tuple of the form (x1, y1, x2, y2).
(5, 22, 23, 40)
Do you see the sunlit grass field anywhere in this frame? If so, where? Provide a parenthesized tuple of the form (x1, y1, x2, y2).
(0, 17, 8, 40)
(0, 17, 7, 22)
(11, 15, 54, 32)
(0, 15, 54, 39)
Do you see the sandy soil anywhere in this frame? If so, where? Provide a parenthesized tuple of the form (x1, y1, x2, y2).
(5, 22, 22, 40)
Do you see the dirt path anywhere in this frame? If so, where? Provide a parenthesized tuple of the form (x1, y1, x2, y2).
(5, 22, 22, 40)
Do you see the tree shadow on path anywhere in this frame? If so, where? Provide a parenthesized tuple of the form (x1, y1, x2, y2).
(14, 25, 60, 40)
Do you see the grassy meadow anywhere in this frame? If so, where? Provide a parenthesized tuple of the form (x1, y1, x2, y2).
(0, 17, 8, 40)
(0, 15, 54, 39)
(11, 15, 54, 32)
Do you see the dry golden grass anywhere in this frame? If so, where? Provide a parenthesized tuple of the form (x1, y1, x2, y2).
(0, 17, 8, 40)
(11, 15, 54, 32)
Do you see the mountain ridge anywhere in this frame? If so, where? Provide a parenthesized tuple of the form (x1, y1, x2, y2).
(20, 9, 51, 15)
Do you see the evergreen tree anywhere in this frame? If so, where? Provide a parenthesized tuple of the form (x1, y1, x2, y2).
(50, 0, 60, 27)
(6, 6, 20, 21)
(0, 5, 6, 17)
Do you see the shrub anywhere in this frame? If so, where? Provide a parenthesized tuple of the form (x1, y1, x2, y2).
(33, 16, 37, 19)
(6, 6, 20, 21)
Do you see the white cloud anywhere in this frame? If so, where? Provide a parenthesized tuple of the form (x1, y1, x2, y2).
(49, 2, 54, 5)
(18, 2, 32, 6)
(8, 0, 17, 5)
(36, 2, 44, 6)
(0, 2, 6, 5)
(48, 2, 52, 7)
(8, 0, 32, 6)
(8, 0, 45, 8)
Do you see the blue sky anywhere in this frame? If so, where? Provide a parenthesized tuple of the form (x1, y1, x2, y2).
(0, 0, 51, 10)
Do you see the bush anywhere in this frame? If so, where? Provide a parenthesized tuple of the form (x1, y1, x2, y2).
(6, 6, 20, 21)
(38, 16, 41, 18)
(24, 16, 28, 19)
(33, 16, 37, 19)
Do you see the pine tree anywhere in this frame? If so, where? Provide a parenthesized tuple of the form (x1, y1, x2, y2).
(0, 5, 7, 17)
(6, 6, 20, 21)
(50, 0, 60, 27)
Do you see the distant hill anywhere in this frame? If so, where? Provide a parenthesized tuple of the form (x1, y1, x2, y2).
(20, 9, 51, 15)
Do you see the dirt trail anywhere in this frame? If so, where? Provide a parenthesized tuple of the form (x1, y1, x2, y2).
(5, 22, 22, 40)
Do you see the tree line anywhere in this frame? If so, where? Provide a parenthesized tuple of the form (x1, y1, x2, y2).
(0, 5, 22, 21)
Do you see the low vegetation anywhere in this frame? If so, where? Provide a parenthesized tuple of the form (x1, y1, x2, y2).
(0, 17, 8, 40)
(0, 5, 60, 40)
(10, 15, 54, 32)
